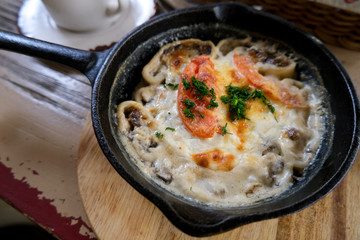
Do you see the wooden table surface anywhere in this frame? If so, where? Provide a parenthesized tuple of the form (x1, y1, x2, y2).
(0, 0, 359, 239)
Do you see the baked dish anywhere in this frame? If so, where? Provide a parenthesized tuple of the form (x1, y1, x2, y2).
(116, 38, 325, 206)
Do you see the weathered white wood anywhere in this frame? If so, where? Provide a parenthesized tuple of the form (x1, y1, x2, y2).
(0, 0, 95, 238)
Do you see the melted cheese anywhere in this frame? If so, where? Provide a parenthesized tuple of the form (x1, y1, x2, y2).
(116, 38, 324, 206)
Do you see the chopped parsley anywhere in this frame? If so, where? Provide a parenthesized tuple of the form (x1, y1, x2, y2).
(221, 84, 275, 121)
(182, 78, 192, 90)
(222, 123, 232, 136)
(165, 127, 175, 131)
(208, 88, 218, 109)
(197, 111, 204, 118)
(182, 108, 204, 120)
(182, 76, 218, 102)
(183, 108, 195, 119)
(164, 82, 179, 90)
(252, 89, 276, 114)
(181, 76, 218, 119)
(181, 98, 196, 120)
(155, 132, 164, 139)
(191, 76, 212, 100)
(181, 98, 196, 109)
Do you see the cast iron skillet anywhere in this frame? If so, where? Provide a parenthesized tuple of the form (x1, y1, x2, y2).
(1, 2, 359, 237)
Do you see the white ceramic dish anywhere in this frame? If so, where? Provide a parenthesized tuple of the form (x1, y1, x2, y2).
(17, 0, 156, 50)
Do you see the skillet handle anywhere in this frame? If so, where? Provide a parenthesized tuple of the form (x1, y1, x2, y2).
(0, 30, 107, 85)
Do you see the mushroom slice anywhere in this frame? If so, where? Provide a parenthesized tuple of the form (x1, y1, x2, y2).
(117, 101, 155, 133)
(248, 47, 297, 79)
(142, 39, 217, 85)
(217, 37, 252, 56)
(117, 101, 160, 163)
(134, 85, 158, 105)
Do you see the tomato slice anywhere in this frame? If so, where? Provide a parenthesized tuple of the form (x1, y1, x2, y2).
(177, 55, 218, 138)
(233, 54, 308, 109)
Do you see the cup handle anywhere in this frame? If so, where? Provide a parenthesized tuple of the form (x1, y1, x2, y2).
(106, 0, 121, 16)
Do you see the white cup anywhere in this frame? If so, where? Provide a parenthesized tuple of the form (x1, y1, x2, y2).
(41, 0, 122, 32)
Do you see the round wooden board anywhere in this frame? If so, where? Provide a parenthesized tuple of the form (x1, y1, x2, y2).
(77, 114, 359, 240)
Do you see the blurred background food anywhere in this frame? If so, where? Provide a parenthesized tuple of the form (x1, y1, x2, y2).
(159, 0, 360, 51)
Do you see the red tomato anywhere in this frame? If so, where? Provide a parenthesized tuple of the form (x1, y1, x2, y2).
(233, 54, 308, 109)
(177, 55, 218, 138)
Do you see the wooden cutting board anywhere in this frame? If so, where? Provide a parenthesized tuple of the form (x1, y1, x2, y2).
(77, 114, 360, 240)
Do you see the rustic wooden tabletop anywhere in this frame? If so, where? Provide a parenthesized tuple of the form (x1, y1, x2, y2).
(0, 0, 359, 239)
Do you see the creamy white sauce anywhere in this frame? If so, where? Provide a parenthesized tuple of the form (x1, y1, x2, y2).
(116, 38, 324, 206)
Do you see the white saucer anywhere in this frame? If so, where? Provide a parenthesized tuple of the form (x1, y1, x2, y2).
(18, 0, 156, 50)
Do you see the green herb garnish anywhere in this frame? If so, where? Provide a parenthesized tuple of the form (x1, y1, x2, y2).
(181, 98, 196, 109)
(208, 88, 218, 109)
(220, 85, 250, 121)
(155, 132, 164, 139)
(190, 76, 218, 107)
(165, 127, 175, 131)
(181, 97, 196, 120)
(221, 123, 232, 136)
(165, 83, 179, 90)
(181, 76, 219, 119)
(183, 108, 195, 119)
(182, 78, 192, 90)
(191, 76, 211, 99)
(251, 89, 276, 114)
(221, 84, 275, 121)
(197, 111, 204, 118)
